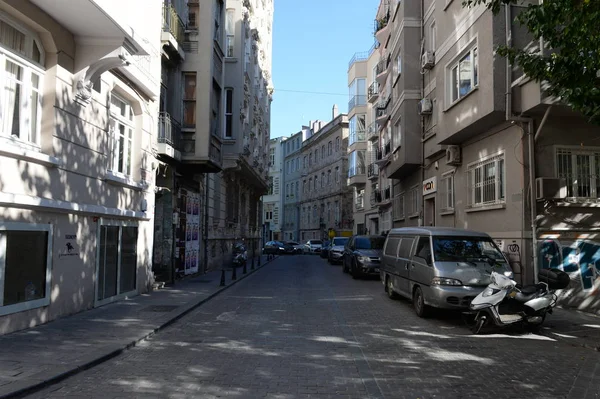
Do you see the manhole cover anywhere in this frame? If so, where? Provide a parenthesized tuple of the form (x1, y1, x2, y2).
(141, 305, 180, 313)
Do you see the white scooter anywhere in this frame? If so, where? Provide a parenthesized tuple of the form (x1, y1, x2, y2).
(465, 269, 569, 334)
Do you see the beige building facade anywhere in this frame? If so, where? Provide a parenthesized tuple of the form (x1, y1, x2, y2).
(0, 0, 161, 334)
(298, 114, 353, 241)
(366, 0, 600, 312)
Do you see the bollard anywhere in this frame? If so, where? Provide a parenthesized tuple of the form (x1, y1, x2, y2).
(232, 265, 237, 280)
(243, 260, 247, 274)
(220, 268, 226, 286)
(251, 256, 255, 270)
(258, 255, 261, 266)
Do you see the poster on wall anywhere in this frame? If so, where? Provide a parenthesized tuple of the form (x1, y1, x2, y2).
(184, 192, 200, 274)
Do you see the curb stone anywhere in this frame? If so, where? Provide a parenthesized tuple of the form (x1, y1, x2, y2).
(1, 255, 278, 399)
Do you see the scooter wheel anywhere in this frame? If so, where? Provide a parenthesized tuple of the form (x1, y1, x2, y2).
(472, 315, 486, 335)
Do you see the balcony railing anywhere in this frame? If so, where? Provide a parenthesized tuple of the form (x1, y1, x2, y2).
(367, 122, 379, 140)
(348, 166, 366, 177)
(158, 112, 182, 149)
(368, 82, 379, 102)
(375, 59, 387, 76)
(384, 186, 391, 200)
(383, 142, 391, 156)
(163, 2, 185, 46)
(374, 189, 382, 203)
(368, 163, 379, 179)
(348, 95, 367, 113)
(374, 12, 390, 35)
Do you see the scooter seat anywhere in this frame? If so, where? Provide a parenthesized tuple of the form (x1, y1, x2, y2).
(520, 285, 539, 295)
(514, 292, 536, 302)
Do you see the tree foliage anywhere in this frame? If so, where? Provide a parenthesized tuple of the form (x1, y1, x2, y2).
(462, 0, 600, 124)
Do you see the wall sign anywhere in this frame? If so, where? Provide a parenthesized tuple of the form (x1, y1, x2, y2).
(422, 177, 437, 196)
(59, 234, 80, 259)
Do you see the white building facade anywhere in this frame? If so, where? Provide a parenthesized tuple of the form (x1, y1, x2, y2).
(0, 0, 161, 334)
(263, 137, 285, 241)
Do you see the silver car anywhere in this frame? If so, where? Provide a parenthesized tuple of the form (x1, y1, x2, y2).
(327, 237, 349, 264)
(381, 227, 513, 318)
(304, 239, 323, 254)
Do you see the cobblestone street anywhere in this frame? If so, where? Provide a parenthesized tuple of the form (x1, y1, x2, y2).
(26, 255, 600, 399)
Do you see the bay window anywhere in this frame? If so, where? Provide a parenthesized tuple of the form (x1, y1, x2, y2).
(348, 150, 366, 177)
(349, 114, 366, 145)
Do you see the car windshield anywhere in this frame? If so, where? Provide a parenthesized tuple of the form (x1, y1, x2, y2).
(310, 240, 322, 244)
(286, 241, 299, 246)
(332, 238, 348, 246)
(355, 236, 385, 250)
(432, 236, 505, 263)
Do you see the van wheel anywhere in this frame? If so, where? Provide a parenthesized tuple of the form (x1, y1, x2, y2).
(413, 286, 429, 318)
(386, 277, 398, 299)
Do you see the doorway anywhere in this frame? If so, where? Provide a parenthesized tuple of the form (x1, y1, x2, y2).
(424, 197, 436, 226)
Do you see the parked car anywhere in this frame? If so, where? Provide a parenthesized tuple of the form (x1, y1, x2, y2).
(380, 227, 513, 317)
(328, 237, 349, 264)
(281, 241, 303, 254)
(320, 240, 331, 258)
(304, 239, 323, 254)
(263, 240, 285, 255)
(342, 235, 385, 279)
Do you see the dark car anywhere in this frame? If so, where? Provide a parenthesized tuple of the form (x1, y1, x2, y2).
(342, 235, 385, 279)
(263, 241, 285, 255)
(319, 240, 331, 258)
(281, 241, 302, 254)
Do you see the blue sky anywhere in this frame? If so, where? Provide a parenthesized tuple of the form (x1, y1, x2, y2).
(270, 0, 379, 138)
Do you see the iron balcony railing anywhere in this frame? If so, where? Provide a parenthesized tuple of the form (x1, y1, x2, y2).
(368, 82, 379, 100)
(348, 42, 378, 69)
(374, 189, 383, 203)
(158, 112, 182, 150)
(367, 122, 379, 140)
(384, 186, 391, 200)
(163, 2, 185, 46)
(368, 163, 379, 178)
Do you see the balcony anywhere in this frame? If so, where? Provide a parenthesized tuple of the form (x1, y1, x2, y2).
(374, 145, 390, 167)
(374, 12, 390, 44)
(162, 2, 186, 59)
(157, 112, 182, 161)
(347, 166, 366, 187)
(376, 98, 390, 124)
(368, 82, 379, 103)
(374, 187, 392, 207)
(368, 163, 379, 180)
(181, 133, 223, 173)
(356, 194, 365, 211)
(376, 55, 391, 86)
(348, 95, 367, 113)
(386, 132, 422, 180)
(367, 122, 379, 140)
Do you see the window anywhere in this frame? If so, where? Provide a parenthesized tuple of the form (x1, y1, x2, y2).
(328, 141, 333, 155)
(441, 171, 455, 211)
(0, 19, 44, 148)
(273, 177, 280, 194)
(394, 53, 402, 80)
(309, 153, 312, 166)
(183, 72, 196, 127)
(295, 158, 299, 170)
(303, 180, 306, 194)
(393, 120, 401, 150)
(188, 3, 199, 29)
(109, 93, 134, 176)
(214, 0, 224, 43)
(449, 44, 478, 103)
(348, 150, 366, 177)
(0, 223, 52, 315)
(314, 150, 318, 164)
(407, 187, 419, 216)
(384, 237, 400, 257)
(355, 188, 364, 209)
(269, 148, 275, 166)
(295, 182, 299, 197)
(308, 178, 312, 192)
(265, 210, 273, 220)
(321, 145, 325, 160)
(303, 156, 307, 168)
(225, 9, 235, 57)
(335, 137, 340, 152)
(430, 21, 436, 53)
(398, 237, 415, 259)
(327, 170, 331, 184)
(321, 172, 325, 188)
(467, 153, 505, 207)
(348, 78, 366, 111)
(393, 193, 405, 220)
(314, 176, 318, 190)
(224, 88, 233, 138)
(349, 114, 366, 145)
(286, 184, 289, 198)
(97, 225, 138, 302)
(335, 166, 340, 183)
(556, 147, 600, 198)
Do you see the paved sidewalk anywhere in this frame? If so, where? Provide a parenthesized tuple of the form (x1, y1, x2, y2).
(0, 255, 278, 399)
(541, 306, 600, 351)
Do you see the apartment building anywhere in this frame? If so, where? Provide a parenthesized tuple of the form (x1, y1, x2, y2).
(263, 137, 285, 241)
(298, 114, 353, 241)
(347, 44, 388, 236)
(370, 0, 600, 310)
(282, 129, 304, 241)
(0, 0, 161, 334)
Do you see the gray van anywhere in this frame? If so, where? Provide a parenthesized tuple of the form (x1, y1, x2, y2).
(380, 227, 513, 317)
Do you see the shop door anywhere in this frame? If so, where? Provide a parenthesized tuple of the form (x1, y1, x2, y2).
(97, 225, 138, 303)
(424, 197, 436, 226)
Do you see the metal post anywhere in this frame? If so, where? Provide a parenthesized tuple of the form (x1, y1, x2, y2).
(231, 264, 237, 280)
(258, 253, 261, 266)
(243, 258, 247, 274)
(220, 268, 226, 286)
(251, 239, 255, 270)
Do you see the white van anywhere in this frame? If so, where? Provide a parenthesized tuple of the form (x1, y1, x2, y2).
(381, 227, 513, 317)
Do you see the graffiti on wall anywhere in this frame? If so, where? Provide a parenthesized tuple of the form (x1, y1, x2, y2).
(538, 234, 600, 295)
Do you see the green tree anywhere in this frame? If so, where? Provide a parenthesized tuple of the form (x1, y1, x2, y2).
(462, 0, 600, 124)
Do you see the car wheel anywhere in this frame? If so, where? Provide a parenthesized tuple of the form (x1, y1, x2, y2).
(386, 276, 398, 299)
(413, 286, 429, 318)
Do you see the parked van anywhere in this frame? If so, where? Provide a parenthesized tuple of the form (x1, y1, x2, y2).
(381, 227, 513, 317)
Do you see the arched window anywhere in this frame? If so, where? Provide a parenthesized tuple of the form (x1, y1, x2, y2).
(0, 17, 46, 147)
(335, 137, 340, 151)
(328, 141, 332, 155)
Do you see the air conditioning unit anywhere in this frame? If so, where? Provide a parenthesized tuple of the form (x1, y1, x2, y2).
(446, 145, 461, 165)
(421, 51, 435, 70)
(418, 98, 433, 115)
(536, 178, 567, 200)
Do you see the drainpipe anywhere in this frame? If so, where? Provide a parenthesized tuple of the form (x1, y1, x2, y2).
(420, 0, 425, 227)
(203, 174, 210, 274)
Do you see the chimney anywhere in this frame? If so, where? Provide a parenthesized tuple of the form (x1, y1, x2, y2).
(332, 104, 339, 119)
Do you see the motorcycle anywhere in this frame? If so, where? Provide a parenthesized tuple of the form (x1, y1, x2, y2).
(232, 242, 247, 267)
(464, 268, 570, 334)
